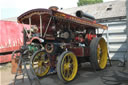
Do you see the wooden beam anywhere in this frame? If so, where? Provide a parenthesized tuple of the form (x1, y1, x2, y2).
(40, 15, 43, 37)
(29, 17, 31, 25)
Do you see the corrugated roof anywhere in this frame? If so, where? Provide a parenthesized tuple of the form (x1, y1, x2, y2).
(60, 0, 126, 19)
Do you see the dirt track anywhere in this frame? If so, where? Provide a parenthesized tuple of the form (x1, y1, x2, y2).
(0, 63, 14, 85)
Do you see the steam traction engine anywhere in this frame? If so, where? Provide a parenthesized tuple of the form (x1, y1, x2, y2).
(17, 7, 108, 83)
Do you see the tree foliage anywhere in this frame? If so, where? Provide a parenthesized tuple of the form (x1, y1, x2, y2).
(77, 0, 103, 6)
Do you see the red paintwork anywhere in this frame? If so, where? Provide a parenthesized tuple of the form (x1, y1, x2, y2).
(86, 34, 96, 40)
(70, 47, 84, 57)
(0, 20, 30, 63)
(75, 37, 85, 42)
(70, 47, 90, 57)
(27, 37, 42, 44)
(84, 47, 90, 56)
(0, 54, 12, 63)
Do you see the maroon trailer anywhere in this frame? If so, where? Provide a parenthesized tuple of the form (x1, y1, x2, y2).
(0, 20, 30, 63)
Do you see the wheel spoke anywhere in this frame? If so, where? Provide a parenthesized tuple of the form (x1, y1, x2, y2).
(64, 58, 67, 64)
(67, 69, 70, 78)
(38, 67, 42, 74)
(70, 64, 73, 70)
(68, 56, 71, 63)
(65, 56, 68, 63)
(35, 67, 39, 74)
(69, 68, 72, 77)
(42, 66, 45, 72)
(40, 66, 43, 74)
(63, 69, 67, 77)
(66, 70, 69, 78)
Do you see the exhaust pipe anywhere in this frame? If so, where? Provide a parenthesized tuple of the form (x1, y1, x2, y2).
(76, 10, 95, 20)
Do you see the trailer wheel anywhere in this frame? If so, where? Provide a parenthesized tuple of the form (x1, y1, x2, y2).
(57, 51, 78, 83)
(31, 50, 50, 78)
(90, 37, 108, 70)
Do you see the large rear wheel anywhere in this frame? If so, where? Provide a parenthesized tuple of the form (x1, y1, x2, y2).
(31, 50, 50, 78)
(57, 51, 78, 83)
(90, 37, 108, 70)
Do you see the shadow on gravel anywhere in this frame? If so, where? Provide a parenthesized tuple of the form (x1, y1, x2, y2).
(9, 61, 128, 85)
(100, 61, 128, 85)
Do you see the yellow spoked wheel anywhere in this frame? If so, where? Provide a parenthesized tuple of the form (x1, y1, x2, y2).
(57, 51, 78, 83)
(90, 37, 108, 70)
(31, 50, 50, 78)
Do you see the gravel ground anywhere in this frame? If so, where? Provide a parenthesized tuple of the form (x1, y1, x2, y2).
(0, 63, 14, 85)
(0, 61, 128, 85)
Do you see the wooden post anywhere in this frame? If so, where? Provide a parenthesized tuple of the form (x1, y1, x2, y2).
(40, 15, 43, 37)
(29, 17, 31, 25)
(29, 17, 32, 37)
(43, 17, 52, 38)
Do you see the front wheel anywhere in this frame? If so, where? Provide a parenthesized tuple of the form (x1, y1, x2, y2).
(57, 51, 78, 83)
(30, 50, 50, 78)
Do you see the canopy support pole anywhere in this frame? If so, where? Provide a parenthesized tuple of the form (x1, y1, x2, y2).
(29, 17, 31, 25)
(40, 15, 43, 37)
(43, 17, 52, 38)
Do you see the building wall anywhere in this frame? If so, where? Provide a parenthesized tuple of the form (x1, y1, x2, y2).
(98, 18, 127, 62)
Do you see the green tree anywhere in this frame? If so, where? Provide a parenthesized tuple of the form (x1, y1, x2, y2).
(77, 0, 103, 6)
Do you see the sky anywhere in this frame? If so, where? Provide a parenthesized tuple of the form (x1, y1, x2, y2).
(0, 0, 116, 20)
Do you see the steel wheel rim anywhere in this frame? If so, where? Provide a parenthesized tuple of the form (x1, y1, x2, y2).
(97, 38, 107, 69)
(32, 51, 50, 77)
(61, 52, 78, 81)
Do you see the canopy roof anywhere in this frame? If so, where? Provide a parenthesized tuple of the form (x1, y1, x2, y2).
(18, 8, 108, 30)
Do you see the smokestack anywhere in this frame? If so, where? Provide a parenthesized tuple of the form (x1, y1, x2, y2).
(76, 10, 95, 20)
